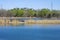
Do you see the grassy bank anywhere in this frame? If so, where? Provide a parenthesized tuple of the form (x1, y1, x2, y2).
(0, 20, 60, 24)
(25, 20, 60, 24)
(0, 17, 60, 24)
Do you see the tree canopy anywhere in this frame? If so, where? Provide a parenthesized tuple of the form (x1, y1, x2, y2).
(0, 8, 60, 18)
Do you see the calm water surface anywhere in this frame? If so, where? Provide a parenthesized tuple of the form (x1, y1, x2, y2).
(0, 24, 60, 40)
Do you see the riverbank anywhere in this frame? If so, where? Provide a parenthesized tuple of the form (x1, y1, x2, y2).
(0, 17, 60, 24)
(25, 20, 60, 24)
(0, 19, 60, 24)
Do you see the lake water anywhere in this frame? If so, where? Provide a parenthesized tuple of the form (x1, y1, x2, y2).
(0, 24, 60, 40)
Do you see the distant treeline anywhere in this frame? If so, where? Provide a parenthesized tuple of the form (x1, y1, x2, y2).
(0, 8, 60, 18)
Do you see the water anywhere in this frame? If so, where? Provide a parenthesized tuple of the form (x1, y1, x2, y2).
(0, 24, 60, 40)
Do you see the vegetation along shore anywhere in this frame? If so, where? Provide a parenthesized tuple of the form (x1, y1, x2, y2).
(0, 8, 60, 24)
(0, 18, 60, 24)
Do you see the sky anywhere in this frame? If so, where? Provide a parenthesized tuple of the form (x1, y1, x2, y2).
(0, 0, 60, 10)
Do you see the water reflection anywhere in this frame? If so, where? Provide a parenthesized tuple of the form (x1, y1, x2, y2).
(0, 23, 23, 26)
(0, 24, 60, 29)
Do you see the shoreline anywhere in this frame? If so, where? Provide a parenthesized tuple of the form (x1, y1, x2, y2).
(0, 17, 60, 24)
(25, 20, 60, 24)
(0, 20, 60, 24)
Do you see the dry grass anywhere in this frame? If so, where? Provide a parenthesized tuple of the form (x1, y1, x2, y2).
(0, 19, 60, 24)
(25, 20, 60, 24)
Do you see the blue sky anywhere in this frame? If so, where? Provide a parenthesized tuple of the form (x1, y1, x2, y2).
(0, 0, 60, 10)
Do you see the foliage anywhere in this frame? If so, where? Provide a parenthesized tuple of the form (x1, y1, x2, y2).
(0, 8, 60, 18)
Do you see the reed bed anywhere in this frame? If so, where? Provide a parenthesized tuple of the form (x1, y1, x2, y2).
(25, 20, 60, 24)
(0, 19, 60, 24)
